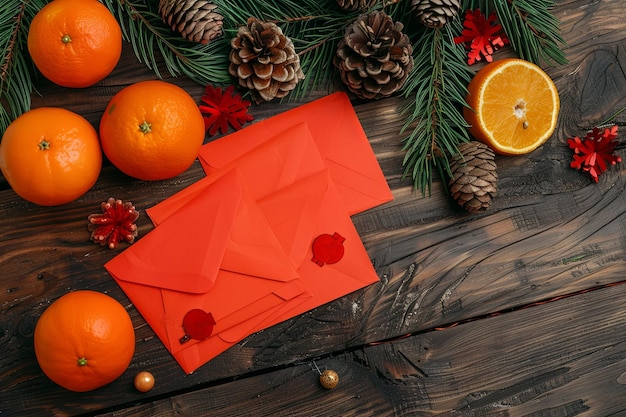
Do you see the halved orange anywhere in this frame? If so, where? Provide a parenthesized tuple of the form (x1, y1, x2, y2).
(463, 58, 560, 155)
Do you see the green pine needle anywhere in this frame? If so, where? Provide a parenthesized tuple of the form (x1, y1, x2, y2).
(102, 0, 231, 85)
(399, 24, 473, 194)
(0, 0, 47, 134)
(492, 0, 567, 66)
(461, 0, 567, 67)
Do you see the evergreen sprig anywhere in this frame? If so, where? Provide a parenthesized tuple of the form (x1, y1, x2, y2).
(101, 0, 231, 85)
(0, 0, 567, 194)
(460, 0, 566, 66)
(394, 0, 566, 192)
(399, 23, 473, 193)
(0, 0, 47, 134)
(101, 0, 357, 96)
(493, 0, 567, 66)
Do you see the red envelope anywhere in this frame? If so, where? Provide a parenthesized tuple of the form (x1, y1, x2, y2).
(254, 168, 382, 322)
(105, 169, 311, 373)
(107, 96, 393, 374)
(160, 169, 380, 374)
(198, 92, 393, 216)
(140, 122, 385, 373)
(147, 123, 326, 223)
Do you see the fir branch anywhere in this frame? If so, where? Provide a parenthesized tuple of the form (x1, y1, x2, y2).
(0, 0, 46, 134)
(102, 0, 359, 96)
(291, 15, 355, 96)
(102, 0, 231, 85)
(214, 0, 330, 28)
(0, 0, 568, 197)
(214, 0, 360, 97)
(493, 0, 567, 65)
(400, 24, 473, 194)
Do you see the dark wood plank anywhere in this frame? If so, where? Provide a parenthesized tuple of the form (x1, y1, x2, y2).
(1, 0, 626, 415)
(97, 282, 626, 417)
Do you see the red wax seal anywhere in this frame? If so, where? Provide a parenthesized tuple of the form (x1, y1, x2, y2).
(180, 309, 215, 344)
(311, 232, 345, 267)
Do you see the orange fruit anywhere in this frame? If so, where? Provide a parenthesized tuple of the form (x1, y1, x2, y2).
(464, 58, 560, 155)
(0, 107, 102, 206)
(99, 80, 205, 181)
(27, 0, 122, 88)
(34, 290, 135, 392)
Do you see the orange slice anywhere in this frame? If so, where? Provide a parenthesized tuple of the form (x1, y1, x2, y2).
(463, 58, 560, 155)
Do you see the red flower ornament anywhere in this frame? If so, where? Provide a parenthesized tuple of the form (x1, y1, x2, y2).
(199, 85, 254, 137)
(454, 9, 510, 65)
(568, 125, 621, 182)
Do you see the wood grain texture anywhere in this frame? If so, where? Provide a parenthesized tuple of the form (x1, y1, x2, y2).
(1, 0, 625, 415)
(97, 283, 626, 417)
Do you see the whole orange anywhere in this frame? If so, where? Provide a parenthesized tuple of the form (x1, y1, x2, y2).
(34, 290, 135, 392)
(99, 80, 205, 181)
(27, 0, 122, 88)
(0, 107, 102, 206)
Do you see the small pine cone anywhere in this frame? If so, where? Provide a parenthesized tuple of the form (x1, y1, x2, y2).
(228, 18, 305, 104)
(449, 142, 498, 213)
(336, 0, 379, 11)
(411, 0, 461, 28)
(159, 0, 224, 44)
(334, 11, 413, 100)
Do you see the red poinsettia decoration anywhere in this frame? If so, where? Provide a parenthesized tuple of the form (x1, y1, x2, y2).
(454, 9, 510, 65)
(199, 85, 254, 136)
(568, 125, 621, 182)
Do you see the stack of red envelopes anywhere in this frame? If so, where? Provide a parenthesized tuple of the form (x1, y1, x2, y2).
(105, 92, 393, 374)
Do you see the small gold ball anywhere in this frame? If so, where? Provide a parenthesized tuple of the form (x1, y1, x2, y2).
(319, 369, 339, 389)
(134, 371, 155, 393)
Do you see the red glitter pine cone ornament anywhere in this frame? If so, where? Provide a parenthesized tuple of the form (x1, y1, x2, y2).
(88, 198, 140, 249)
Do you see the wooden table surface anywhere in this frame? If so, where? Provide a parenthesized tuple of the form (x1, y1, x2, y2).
(2, 0, 626, 416)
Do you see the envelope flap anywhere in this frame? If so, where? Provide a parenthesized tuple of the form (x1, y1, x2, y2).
(213, 278, 311, 343)
(219, 171, 299, 281)
(105, 172, 243, 294)
(258, 170, 329, 265)
(198, 92, 393, 215)
(160, 268, 311, 355)
(305, 94, 393, 215)
(148, 122, 326, 225)
(202, 122, 326, 201)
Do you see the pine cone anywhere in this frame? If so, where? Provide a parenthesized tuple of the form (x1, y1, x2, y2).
(229, 18, 305, 104)
(336, 0, 379, 11)
(334, 11, 413, 100)
(449, 142, 498, 213)
(159, 0, 224, 44)
(411, 0, 461, 28)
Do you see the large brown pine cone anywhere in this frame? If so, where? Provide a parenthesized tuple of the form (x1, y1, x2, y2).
(159, 0, 223, 44)
(228, 18, 305, 104)
(411, 0, 461, 28)
(449, 141, 498, 213)
(336, 0, 379, 11)
(334, 11, 413, 100)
